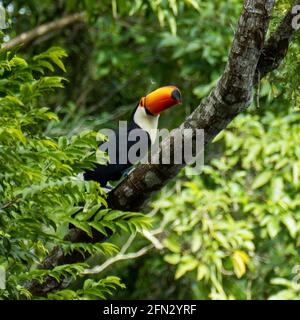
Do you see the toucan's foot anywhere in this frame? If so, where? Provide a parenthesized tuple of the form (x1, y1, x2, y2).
(102, 184, 113, 193)
(123, 167, 135, 177)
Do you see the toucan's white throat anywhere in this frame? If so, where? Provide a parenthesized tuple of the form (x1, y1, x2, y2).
(133, 105, 159, 144)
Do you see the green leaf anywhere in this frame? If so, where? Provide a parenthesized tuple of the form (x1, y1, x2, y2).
(164, 253, 181, 265)
(163, 237, 181, 253)
(175, 256, 198, 279)
(232, 250, 249, 278)
(282, 214, 297, 239)
(267, 218, 280, 239)
(252, 171, 272, 189)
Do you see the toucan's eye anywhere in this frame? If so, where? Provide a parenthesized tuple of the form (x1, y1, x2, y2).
(171, 89, 181, 102)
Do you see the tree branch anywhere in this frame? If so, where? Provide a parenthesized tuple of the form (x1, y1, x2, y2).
(107, 0, 275, 211)
(2, 12, 85, 50)
(28, 0, 300, 296)
(256, 0, 300, 80)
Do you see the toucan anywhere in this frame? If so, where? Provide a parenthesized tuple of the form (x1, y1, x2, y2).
(84, 86, 182, 187)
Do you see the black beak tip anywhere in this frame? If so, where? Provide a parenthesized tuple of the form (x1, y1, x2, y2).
(171, 89, 182, 103)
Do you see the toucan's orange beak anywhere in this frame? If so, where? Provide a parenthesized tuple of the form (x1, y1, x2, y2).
(139, 86, 182, 116)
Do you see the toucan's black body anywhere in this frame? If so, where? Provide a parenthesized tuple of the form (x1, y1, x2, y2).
(83, 86, 181, 187)
(84, 106, 151, 187)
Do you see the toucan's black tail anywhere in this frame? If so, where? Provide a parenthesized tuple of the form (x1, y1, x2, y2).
(84, 162, 130, 187)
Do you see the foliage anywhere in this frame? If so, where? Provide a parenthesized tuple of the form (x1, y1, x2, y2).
(0, 46, 150, 299)
(47, 276, 126, 300)
(141, 106, 300, 300)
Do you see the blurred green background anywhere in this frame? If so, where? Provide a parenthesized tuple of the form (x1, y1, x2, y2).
(1, 0, 300, 299)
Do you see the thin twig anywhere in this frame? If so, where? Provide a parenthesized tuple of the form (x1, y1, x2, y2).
(82, 244, 153, 275)
(2, 12, 85, 50)
(256, 70, 261, 108)
(0, 198, 20, 210)
(120, 233, 136, 254)
(142, 230, 164, 250)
